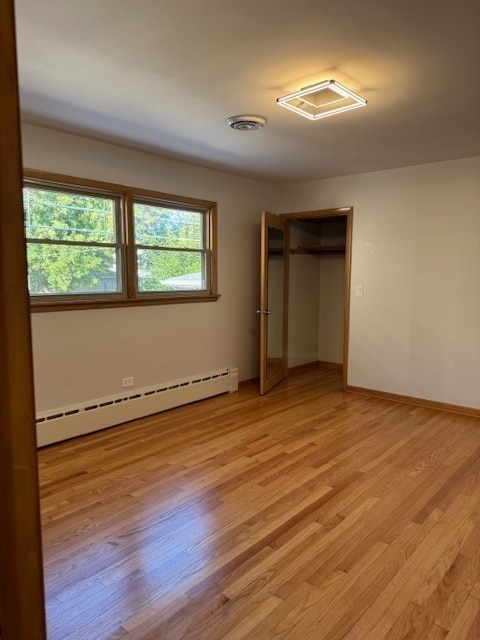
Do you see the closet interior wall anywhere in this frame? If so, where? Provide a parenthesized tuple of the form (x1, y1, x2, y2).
(288, 218, 346, 370)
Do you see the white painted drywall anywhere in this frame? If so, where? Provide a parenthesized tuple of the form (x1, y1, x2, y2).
(22, 124, 277, 412)
(279, 156, 480, 408)
(288, 220, 346, 369)
(318, 255, 345, 365)
(22, 124, 480, 412)
(288, 222, 321, 368)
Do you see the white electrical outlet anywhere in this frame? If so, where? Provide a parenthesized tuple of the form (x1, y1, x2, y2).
(121, 376, 134, 388)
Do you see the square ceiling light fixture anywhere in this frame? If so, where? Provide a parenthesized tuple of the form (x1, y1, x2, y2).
(277, 79, 367, 120)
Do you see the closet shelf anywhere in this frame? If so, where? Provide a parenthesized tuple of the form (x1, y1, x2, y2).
(290, 245, 346, 255)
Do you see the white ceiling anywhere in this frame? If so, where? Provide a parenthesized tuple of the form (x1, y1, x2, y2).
(14, 0, 480, 183)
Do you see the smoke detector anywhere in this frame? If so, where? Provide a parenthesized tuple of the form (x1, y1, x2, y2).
(227, 115, 267, 131)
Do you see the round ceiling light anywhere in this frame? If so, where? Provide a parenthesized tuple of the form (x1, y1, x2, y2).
(226, 115, 267, 131)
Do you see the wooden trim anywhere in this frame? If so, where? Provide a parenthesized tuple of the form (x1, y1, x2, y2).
(288, 361, 321, 375)
(24, 168, 217, 209)
(238, 377, 259, 388)
(282, 207, 352, 220)
(283, 219, 290, 378)
(124, 192, 137, 299)
(209, 203, 218, 297)
(259, 212, 268, 392)
(0, 3, 47, 638)
(30, 293, 221, 313)
(288, 361, 343, 375)
(23, 169, 218, 311)
(342, 208, 353, 391)
(291, 244, 345, 255)
(318, 360, 343, 371)
(346, 385, 480, 419)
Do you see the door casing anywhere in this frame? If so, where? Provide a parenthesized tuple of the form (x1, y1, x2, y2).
(260, 207, 352, 393)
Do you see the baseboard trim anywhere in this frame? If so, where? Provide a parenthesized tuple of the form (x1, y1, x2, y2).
(241, 361, 343, 387)
(318, 360, 343, 371)
(346, 385, 480, 419)
(288, 361, 343, 374)
(239, 377, 259, 389)
(288, 361, 321, 375)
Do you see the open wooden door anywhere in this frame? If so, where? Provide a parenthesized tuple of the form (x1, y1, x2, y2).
(0, 1, 47, 638)
(258, 211, 289, 394)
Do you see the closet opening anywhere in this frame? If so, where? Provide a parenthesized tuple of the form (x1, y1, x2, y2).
(284, 208, 352, 390)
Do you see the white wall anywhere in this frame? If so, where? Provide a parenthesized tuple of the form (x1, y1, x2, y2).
(279, 156, 480, 408)
(288, 222, 321, 368)
(288, 220, 345, 368)
(22, 125, 480, 413)
(318, 255, 344, 364)
(22, 124, 277, 412)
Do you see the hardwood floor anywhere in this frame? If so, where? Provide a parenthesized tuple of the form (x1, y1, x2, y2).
(38, 369, 480, 639)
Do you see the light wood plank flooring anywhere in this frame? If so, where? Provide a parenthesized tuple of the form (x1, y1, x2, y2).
(38, 369, 480, 639)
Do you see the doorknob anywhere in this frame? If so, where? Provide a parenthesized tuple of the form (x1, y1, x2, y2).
(256, 309, 272, 315)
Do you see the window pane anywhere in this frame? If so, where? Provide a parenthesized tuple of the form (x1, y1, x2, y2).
(134, 202, 203, 249)
(27, 244, 121, 295)
(136, 249, 204, 292)
(24, 187, 116, 243)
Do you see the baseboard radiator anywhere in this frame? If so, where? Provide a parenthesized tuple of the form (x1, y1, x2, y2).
(36, 367, 239, 447)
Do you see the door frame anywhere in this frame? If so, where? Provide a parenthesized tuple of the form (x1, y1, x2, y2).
(0, 1, 47, 638)
(282, 207, 353, 391)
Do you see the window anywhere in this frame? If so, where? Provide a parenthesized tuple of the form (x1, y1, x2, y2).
(23, 171, 218, 311)
(24, 185, 122, 297)
(133, 199, 206, 293)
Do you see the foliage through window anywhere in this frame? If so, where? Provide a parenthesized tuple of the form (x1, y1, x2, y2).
(23, 172, 217, 310)
(133, 201, 205, 293)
